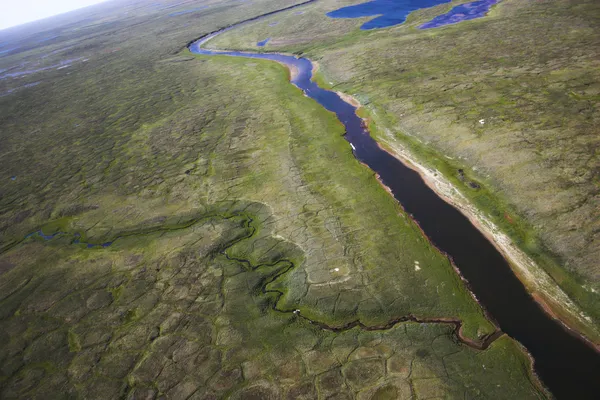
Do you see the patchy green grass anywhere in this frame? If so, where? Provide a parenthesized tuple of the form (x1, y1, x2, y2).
(0, 202, 545, 398)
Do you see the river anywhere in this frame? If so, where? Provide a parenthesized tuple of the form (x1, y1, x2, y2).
(188, 8, 600, 398)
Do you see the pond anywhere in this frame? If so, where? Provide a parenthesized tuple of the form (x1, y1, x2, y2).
(327, 0, 500, 29)
(420, 0, 500, 29)
(326, 0, 451, 29)
(257, 38, 271, 47)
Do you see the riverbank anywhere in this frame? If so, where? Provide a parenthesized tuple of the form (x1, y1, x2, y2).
(367, 111, 599, 347)
(303, 49, 599, 397)
(343, 92, 600, 346)
(319, 76, 600, 346)
(380, 129, 599, 345)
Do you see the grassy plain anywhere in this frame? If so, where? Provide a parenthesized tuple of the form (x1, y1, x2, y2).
(0, 0, 549, 398)
(0, 204, 543, 398)
(210, 0, 600, 339)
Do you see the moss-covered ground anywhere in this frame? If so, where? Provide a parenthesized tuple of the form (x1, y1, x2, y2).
(0, 0, 551, 397)
(208, 0, 600, 340)
(0, 202, 544, 398)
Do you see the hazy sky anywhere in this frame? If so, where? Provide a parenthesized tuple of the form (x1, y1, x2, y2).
(0, 0, 108, 30)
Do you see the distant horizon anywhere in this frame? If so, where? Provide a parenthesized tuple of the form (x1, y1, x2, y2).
(0, 0, 109, 30)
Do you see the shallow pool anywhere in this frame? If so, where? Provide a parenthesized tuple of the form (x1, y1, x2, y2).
(420, 0, 499, 29)
(257, 38, 271, 47)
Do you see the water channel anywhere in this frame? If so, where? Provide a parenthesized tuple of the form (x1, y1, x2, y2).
(188, 8, 600, 398)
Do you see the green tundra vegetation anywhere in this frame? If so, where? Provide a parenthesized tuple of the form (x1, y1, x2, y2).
(209, 0, 600, 340)
(0, 0, 569, 398)
(0, 203, 543, 399)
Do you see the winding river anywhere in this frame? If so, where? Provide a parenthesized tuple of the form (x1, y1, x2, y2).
(188, 6, 600, 399)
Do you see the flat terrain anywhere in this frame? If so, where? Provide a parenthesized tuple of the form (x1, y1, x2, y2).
(210, 0, 600, 338)
(0, 0, 570, 398)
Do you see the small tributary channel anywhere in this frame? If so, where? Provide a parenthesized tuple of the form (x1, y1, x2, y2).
(189, 18, 600, 400)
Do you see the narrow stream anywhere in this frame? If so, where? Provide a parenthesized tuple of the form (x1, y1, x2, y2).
(189, 20, 600, 400)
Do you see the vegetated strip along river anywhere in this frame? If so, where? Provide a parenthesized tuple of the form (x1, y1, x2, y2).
(189, 17, 600, 400)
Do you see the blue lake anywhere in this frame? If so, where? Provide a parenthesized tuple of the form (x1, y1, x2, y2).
(257, 38, 271, 47)
(327, 0, 499, 30)
(419, 0, 499, 29)
(327, 0, 451, 30)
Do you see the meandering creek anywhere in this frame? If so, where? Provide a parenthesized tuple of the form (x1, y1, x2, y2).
(185, 6, 600, 399)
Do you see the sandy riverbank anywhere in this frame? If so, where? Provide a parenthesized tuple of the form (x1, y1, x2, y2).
(335, 91, 600, 348)
(377, 133, 599, 346)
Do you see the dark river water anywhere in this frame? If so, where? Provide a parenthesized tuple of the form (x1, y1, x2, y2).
(189, 22, 600, 399)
